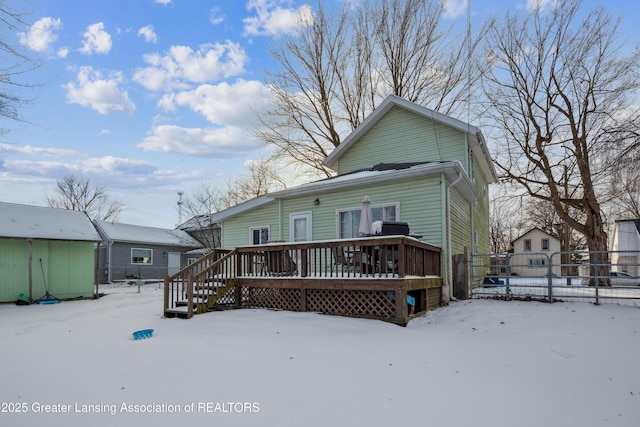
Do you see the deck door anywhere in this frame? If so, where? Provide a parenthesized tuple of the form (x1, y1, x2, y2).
(290, 212, 312, 242)
(290, 212, 312, 271)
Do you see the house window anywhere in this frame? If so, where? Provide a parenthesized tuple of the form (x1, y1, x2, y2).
(337, 203, 398, 238)
(187, 258, 197, 265)
(541, 238, 550, 251)
(529, 258, 546, 266)
(131, 248, 152, 264)
(250, 226, 270, 245)
(524, 239, 532, 252)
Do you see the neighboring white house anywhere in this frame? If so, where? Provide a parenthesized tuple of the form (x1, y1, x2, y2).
(609, 219, 640, 276)
(511, 228, 561, 277)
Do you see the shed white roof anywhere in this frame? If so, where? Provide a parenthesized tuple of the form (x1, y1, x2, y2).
(0, 202, 102, 242)
(94, 220, 202, 248)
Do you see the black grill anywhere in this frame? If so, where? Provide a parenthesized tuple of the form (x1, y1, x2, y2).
(379, 221, 410, 236)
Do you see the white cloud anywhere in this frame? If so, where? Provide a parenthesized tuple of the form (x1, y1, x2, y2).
(57, 47, 69, 58)
(133, 41, 248, 91)
(138, 125, 262, 157)
(63, 66, 136, 115)
(82, 156, 156, 175)
(1, 159, 76, 177)
(1, 156, 156, 181)
(526, 0, 554, 12)
(243, 0, 313, 37)
(79, 22, 112, 55)
(138, 25, 158, 44)
(210, 7, 225, 25)
(155, 0, 172, 4)
(160, 79, 271, 127)
(18, 17, 62, 53)
(443, 0, 468, 19)
(0, 143, 78, 157)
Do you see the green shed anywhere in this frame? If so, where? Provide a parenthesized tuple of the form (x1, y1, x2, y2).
(0, 202, 102, 303)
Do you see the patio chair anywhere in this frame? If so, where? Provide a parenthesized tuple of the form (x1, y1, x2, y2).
(332, 247, 357, 274)
(265, 250, 298, 276)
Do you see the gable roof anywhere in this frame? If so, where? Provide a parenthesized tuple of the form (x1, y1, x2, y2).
(512, 227, 560, 244)
(0, 202, 102, 242)
(322, 95, 498, 183)
(94, 220, 202, 248)
(613, 218, 640, 235)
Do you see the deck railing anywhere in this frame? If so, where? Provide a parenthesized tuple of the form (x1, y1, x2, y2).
(164, 236, 442, 323)
(233, 236, 441, 278)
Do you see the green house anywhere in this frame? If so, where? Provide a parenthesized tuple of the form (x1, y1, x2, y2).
(0, 202, 102, 303)
(201, 96, 497, 298)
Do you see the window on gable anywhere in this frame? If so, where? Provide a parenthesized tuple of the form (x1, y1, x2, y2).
(250, 226, 269, 245)
(337, 203, 398, 238)
(131, 248, 152, 264)
(541, 238, 550, 251)
(524, 239, 532, 252)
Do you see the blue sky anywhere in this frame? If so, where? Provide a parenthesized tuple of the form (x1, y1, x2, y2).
(1, 0, 638, 228)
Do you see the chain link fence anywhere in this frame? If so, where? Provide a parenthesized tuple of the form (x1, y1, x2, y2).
(470, 250, 640, 306)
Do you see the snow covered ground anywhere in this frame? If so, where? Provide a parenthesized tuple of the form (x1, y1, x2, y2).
(1, 283, 639, 427)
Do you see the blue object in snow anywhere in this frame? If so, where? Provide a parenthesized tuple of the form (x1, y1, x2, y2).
(132, 329, 154, 340)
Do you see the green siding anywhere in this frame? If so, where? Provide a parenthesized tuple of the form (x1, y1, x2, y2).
(222, 176, 445, 250)
(336, 106, 468, 174)
(222, 202, 281, 248)
(0, 239, 95, 302)
(472, 160, 491, 255)
(450, 188, 472, 256)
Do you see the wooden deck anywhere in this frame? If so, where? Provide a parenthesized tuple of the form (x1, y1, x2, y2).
(164, 236, 443, 325)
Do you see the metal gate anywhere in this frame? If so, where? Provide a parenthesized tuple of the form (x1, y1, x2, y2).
(469, 251, 640, 305)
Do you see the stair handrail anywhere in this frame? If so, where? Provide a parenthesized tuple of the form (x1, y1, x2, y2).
(164, 248, 235, 317)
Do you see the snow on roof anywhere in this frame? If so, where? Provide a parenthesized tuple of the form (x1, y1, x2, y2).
(0, 202, 102, 242)
(94, 220, 202, 248)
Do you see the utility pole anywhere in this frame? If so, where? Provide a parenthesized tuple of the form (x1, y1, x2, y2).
(177, 191, 184, 227)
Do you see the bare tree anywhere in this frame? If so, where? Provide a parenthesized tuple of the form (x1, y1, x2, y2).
(0, 2, 41, 131)
(46, 174, 124, 221)
(606, 150, 640, 220)
(257, 0, 487, 177)
(481, 0, 640, 258)
(489, 185, 524, 253)
(181, 157, 290, 247)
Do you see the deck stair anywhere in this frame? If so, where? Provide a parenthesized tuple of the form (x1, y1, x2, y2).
(164, 249, 238, 319)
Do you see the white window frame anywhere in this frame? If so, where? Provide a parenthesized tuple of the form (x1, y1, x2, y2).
(249, 225, 270, 245)
(290, 212, 312, 242)
(336, 202, 400, 239)
(524, 239, 532, 252)
(131, 248, 153, 265)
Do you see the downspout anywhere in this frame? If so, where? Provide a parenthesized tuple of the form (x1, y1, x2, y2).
(446, 168, 464, 300)
(278, 199, 283, 241)
(95, 241, 101, 299)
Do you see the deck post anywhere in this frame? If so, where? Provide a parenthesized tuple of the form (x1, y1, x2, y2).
(234, 282, 242, 308)
(300, 249, 308, 277)
(163, 275, 169, 314)
(300, 287, 307, 312)
(397, 240, 405, 277)
(395, 285, 407, 324)
(186, 273, 194, 318)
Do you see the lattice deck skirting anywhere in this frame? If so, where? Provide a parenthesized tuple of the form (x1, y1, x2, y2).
(213, 277, 444, 325)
